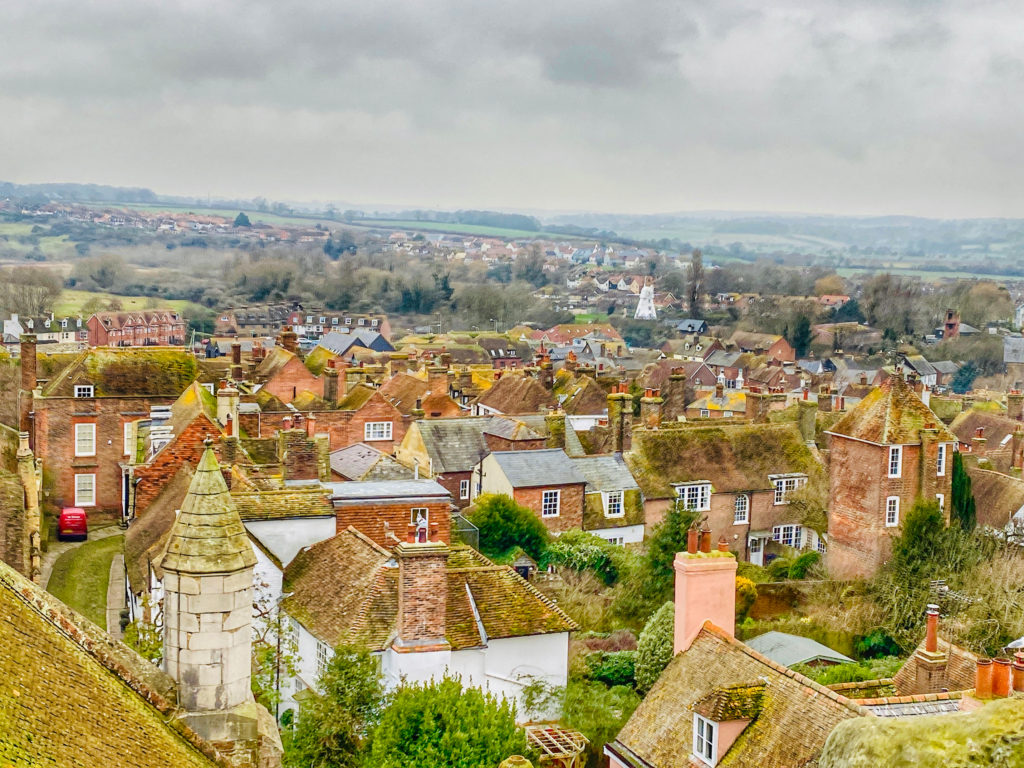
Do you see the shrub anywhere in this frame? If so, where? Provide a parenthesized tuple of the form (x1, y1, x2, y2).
(467, 493, 550, 561)
(543, 529, 619, 585)
(735, 576, 757, 622)
(585, 651, 637, 688)
(766, 556, 793, 580)
(855, 630, 902, 659)
(788, 551, 821, 579)
(634, 602, 675, 695)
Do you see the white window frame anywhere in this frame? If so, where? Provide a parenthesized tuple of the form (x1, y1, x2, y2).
(772, 475, 807, 505)
(345, 317, 352, 325)
(772, 524, 804, 549)
(74, 423, 96, 457)
(316, 640, 330, 682)
(888, 446, 902, 478)
(364, 421, 393, 441)
(74, 474, 96, 507)
(123, 422, 133, 457)
(936, 443, 946, 477)
(74, 384, 94, 398)
(410, 507, 429, 526)
(886, 496, 900, 527)
(603, 490, 624, 518)
(693, 714, 718, 766)
(676, 482, 711, 512)
(542, 489, 560, 518)
(734, 493, 749, 524)
(699, 409, 710, 418)
(936, 493, 945, 513)
(459, 479, 470, 500)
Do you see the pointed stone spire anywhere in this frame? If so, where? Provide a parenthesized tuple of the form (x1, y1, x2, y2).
(161, 441, 256, 575)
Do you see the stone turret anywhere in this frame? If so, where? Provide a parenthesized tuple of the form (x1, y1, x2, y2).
(160, 444, 279, 766)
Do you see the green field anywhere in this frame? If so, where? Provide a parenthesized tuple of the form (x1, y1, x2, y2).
(47, 533, 123, 626)
(0, 221, 76, 258)
(354, 218, 574, 240)
(54, 288, 198, 318)
(84, 202, 331, 229)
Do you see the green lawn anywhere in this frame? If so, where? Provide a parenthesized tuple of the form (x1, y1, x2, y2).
(53, 288, 197, 318)
(47, 533, 123, 626)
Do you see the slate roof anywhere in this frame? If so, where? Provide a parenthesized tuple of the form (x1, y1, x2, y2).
(483, 416, 543, 441)
(626, 422, 819, 499)
(490, 449, 585, 488)
(609, 622, 865, 768)
(903, 355, 937, 377)
(283, 533, 576, 650)
(745, 631, 853, 668)
(317, 331, 360, 357)
(330, 443, 414, 482)
(41, 347, 199, 398)
(571, 454, 640, 493)
(474, 374, 556, 414)
(326, 479, 449, 501)
(159, 447, 258, 575)
(827, 375, 955, 445)
(932, 360, 960, 375)
(412, 417, 491, 473)
(0, 557, 219, 767)
(704, 349, 744, 368)
(1004, 336, 1024, 365)
(230, 487, 334, 521)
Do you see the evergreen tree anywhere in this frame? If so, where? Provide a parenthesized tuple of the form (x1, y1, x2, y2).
(233, 211, 251, 227)
(467, 493, 550, 561)
(634, 601, 675, 694)
(951, 451, 977, 530)
(791, 314, 812, 357)
(687, 249, 705, 318)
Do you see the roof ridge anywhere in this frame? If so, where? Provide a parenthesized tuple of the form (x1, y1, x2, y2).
(344, 525, 395, 558)
(698, 621, 870, 716)
(501, 563, 579, 631)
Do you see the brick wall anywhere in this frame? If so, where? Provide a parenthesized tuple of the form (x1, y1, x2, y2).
(261, 357, 324, 404)
(483, 434, 548, 453)
(34, 395, 175, 514)
(396, 543, 448, 645)
(513, 483, 585, 533)
(277, 430, 330, 481)
(335, 500, 452, 550)
(242, 393, 408, 453)
(828, 436, 952, 578)
(133, 415, 222, 514)
(436, 471, 472, 509)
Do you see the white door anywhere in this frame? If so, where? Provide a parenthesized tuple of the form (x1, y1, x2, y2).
(749, 536, 764, 567)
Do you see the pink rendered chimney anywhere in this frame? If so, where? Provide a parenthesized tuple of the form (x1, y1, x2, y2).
(673, 544, 738, 654)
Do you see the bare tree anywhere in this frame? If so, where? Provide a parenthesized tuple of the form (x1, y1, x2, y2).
(687, 249, 705, 318)
(0, 267, 62, 317)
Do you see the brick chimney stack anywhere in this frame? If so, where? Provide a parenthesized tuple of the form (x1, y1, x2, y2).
(216, 381, 240, 438)
(278, 325, 299, 354)
(972, 427, 987, 455)
(19, 334, 37, 435)
(607, 384, 633, 454)
(427, 364, 449, 394)
(230, 341, 243, 381)
(394, 540, 450, 652)
(639, 388, 663, 428)
(324, 359, 340, 404)
(673, 544, 737, 653)
(1008, 390, 1024, 422)
(912, 604, 949, 693)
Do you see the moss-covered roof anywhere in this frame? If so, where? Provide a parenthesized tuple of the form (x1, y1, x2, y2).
(378, 372, 430, 414)
(336, 382, 377, 411)
(230, 487, 333, 521)
(41, 347, 199, 398)
(694, 683, 765, 721)
(283, 535, 576, 650)
(626, 422, 821, 499)
(160, 447, 258, 574)
(828, 376, 955, 445)
(0, 557, 219, 767)
(303, 345, 338, 376)
(169, 381, 220, 438)
(474, 374, 556, 414)
(819, 696, 1024, 768)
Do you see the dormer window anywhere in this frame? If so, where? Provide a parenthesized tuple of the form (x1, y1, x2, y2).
(371, 319, 378, 327)
(74, 385, 94, 398)
(771, 474, 807, 505)
(693, 715, 717, 766)
(675, 482, 711, 511)
(345, 317, 352, 325)
(358, 318, 366, 326)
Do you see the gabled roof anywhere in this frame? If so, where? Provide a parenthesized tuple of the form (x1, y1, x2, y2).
(626, 422, 819, 499)
(828, 376, 955, 445)
(559, 375, 608, 416)
(41, 347, 199, 397)
(967, 467, 1024, 529)
(903, 355, 937, 377)
(159, 447, 258, 575)
(336, 382, 377, 411)
(326, 478, 449, 502)
(746, 631, 853, 668)
(378, 372, 429, 415)
(412, 417, 492, 474)
(330, 443, 414, 482)
(490, 449, 585, 488)
(168, 381, 221, 438)
(483, 415, 543, 441)
(950, 407, 1017, 451)
(253, 346, 298, 381)
(0, 557, 219, 767)
(1004, 336, 1024, 365)
(283, 534, 576, 650)
(474, 374, 556, 414)
(610, 622, 865, 768)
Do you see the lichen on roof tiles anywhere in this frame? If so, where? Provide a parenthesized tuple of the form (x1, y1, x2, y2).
(829, 376, 955, 445)
(160, 447, 257, 574)
(42, 347, 199, 398)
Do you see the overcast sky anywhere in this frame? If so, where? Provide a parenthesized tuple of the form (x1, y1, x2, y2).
(3, 0, 1024, 218)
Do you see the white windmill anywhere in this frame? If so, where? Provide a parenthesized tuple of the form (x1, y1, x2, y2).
(634, 277, 657, 320)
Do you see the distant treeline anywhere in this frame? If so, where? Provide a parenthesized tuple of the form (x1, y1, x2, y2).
(387, 209, 542, 232)
(0, 181, 159, 204)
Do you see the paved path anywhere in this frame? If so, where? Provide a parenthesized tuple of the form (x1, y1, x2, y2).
(106, 553, 127, 640)
(41, 524, 123, 590)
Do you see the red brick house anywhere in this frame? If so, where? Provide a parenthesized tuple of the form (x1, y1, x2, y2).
(23, 344, 199, 516)
(728, 331, 796, 363)
(625, 419, 822, 564)
(327, 479, 453, 550)
(472, 449, 586, 533)
(471, 374, 556, 416)
(87, 310, 186, 347)
(395, 416, 549, 508)
(826, 375, 955, 578)
(253, 346, 324, 405)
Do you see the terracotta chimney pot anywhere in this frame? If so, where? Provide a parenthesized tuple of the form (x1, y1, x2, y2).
(925, 604, 939, 653)
(717, 537, 729, 552)
(1013, 659, 1024, 693)
(686, 527, 698, 555)
(699, 529, 712, 553)
(976, 658, 994, 698)
(994, 658, 1012, 698)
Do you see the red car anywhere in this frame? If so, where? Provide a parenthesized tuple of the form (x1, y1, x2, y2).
(58, 507, 88, 541)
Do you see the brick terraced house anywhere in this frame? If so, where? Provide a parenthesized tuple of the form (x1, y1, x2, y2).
(87, 309, 186, 347)
(826, 375, 955, 578)
(472, 449, 587, 533)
